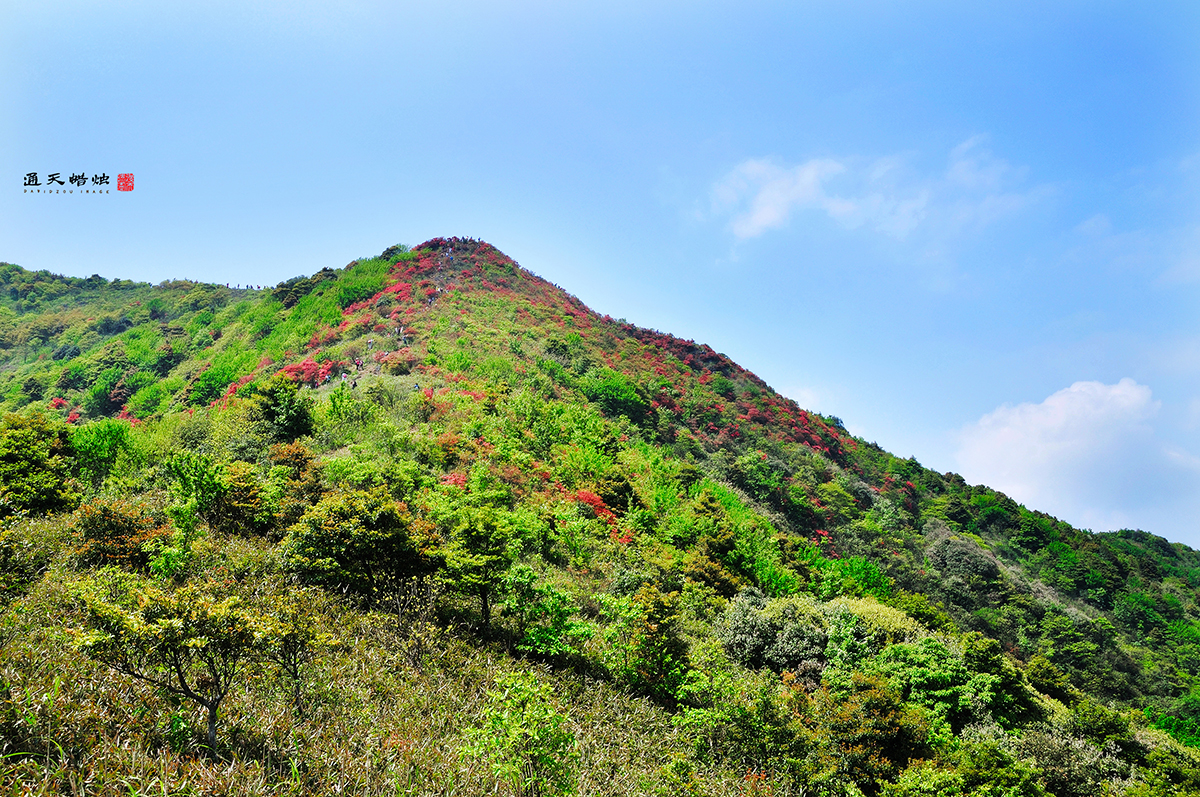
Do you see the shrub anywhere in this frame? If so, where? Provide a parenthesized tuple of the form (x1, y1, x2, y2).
(73, 573, 262, 751)
(70, 418, 134, 487)
(501, 564, 592, 658)
(256, 586, 340, 718)
(624, 586, 690, 705)
(0, 411, 79, 517)
(445, 505, 519, 629)
(1013, 727, 1129, 797)
(246, 373, 314, 441)
(209, 461, 273, 536)
(72, 498, 170, 570)
(0, 517, 68, 604)
(188, 364, 237, 406)
(82, 365, 126, 416)
(282, 488, 440, 603)
(327, 382, 375, 426)
(579, 370, 649, 422)
(1068, 699, 1140, 760)
(719, 588, 776, 669)
(164, 450, 227, 520)
(807, 672, 932, 796)
(464, 670, 577, 797)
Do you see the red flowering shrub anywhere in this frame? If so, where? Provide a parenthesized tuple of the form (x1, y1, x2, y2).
(574, 490, 617, 527)
(440, 472, 468, 488)
(306, 326, 339, 349)
(281, 357, 322, 384)
(317, 360, 346, 382)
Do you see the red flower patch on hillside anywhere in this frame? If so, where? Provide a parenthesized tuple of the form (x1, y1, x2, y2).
(573, 490, 617, 527)
(307, 326, 339, 349)
(281, 356, 322, 384)
(382, 281, 413, 302)
(318, 360, 346, 382)
(216, 374, 256, 404)
(440, 472, 467, 488)
(338, 314, 373, 334)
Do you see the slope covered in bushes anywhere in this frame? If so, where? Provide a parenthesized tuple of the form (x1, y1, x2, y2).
(3, 238, 1200, 795)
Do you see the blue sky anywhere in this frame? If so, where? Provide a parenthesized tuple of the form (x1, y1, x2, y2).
(3, 1, 1199, 544)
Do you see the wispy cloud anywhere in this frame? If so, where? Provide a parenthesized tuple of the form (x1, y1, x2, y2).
(710, 158, 848, 238)
(711, 136, 1046, 243)
(954, 378, 1200, 535)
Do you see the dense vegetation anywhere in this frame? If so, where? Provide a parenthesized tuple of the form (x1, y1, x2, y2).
(3, 238, 1200, 795)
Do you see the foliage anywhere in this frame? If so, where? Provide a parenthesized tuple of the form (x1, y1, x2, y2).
(603, 585, 690, 705)
(282, 487, 440, 603)
(464, 670, 578, 797)
(71, 497, 171, 570)
(0, 410, 79, 517)
(246, 372, 314, 441)
(73, 571, 262, 750)
(69, 418, 134, 487)
(0, 516, 68, 604)
(580, 369, 649, 422)
(445, 505, 520, 628)
(862, 637, 997, 741)
(883, 742, 1047, 797)
(164, 450, 227, 519)
(501, 564, 593, 658)
(208, 460, 273, 536)
(805, 672, 933, 796)
(256, 585, 340, 718)
(718, 588, 827, 676)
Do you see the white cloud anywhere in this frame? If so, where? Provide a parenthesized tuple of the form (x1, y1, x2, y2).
(955, 379, 1200, 539)
(711, 136, 1044, 243)
(710, 158, 846, 238)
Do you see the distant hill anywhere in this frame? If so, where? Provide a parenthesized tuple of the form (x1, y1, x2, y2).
(4, 238, 1200, 796)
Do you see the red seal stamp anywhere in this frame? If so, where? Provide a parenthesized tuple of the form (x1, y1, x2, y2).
(117, 173, 134, 191)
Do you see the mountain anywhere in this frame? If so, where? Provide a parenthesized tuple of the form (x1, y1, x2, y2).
(3, 237, 1200, 796)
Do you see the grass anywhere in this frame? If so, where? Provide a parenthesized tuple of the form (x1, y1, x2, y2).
(1, 525, 759, 797)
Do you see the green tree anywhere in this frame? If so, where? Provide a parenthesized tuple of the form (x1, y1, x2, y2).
(615, 585, 690, 705)
(731, 451, 783, 503)
(863, 638, 984, 739)
(70, 418, 135, 487)
(579, 370, 649, 422)
(209, 460, 273, 536)
(0, 411, 79, 517)
(960, 632, 1044, 728)
(257, 586, 339, 719)
(816, 481, 861, 525)
(807, 672, 932, 797)
(445, 505, 518, 629)
(74, 572, 261, 751)
(884, 743, 1047, 797)
(500, 564, 592, 658)
(245, 373, 314, 441)
(282, 488, 440, 604)
(164, 450, 227, 521)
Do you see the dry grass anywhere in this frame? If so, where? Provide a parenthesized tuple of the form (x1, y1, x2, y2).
(1, 536, 752, 797)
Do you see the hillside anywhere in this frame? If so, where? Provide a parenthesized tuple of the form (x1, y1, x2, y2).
(3, 238, 1200, 796)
